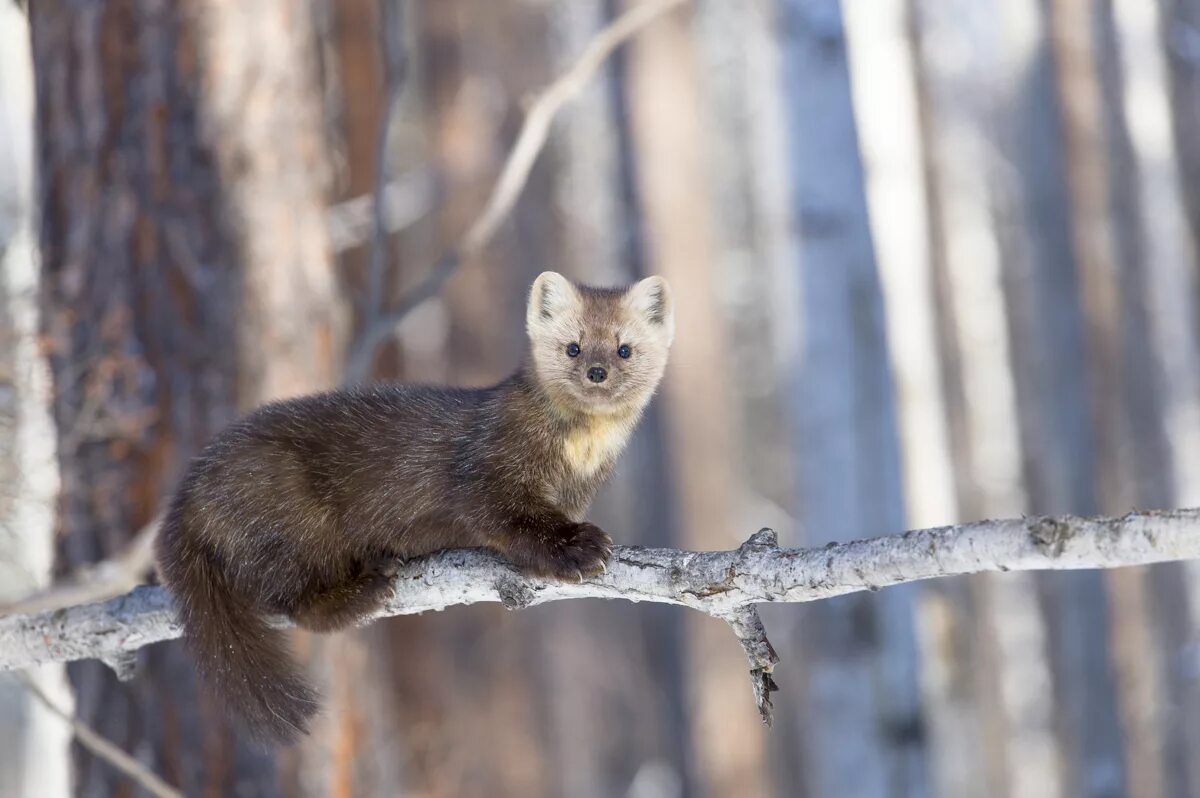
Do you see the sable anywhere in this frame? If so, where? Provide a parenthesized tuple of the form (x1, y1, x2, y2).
(154, 272, 675, 743)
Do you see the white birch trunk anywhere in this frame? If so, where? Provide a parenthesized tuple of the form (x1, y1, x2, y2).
(0, 5, 71, 796)
(550, 0, 625, 287)
(841, 5, 980, 797)
(776, 1, 926, 795)
(985, 3, 1128, 794)
(692, 0, 798, 532)
(912, 1, 1065, 794)
(1111, 0, 1200, 791)
(691, 4, 802, 787)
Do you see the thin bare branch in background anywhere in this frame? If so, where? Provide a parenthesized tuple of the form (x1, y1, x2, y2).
(3, 509, 1199, 726)
(342, 0, 692, 383)
(13, 672, 183, 798)
(326, 170, 434, 253)
(0, 515, 161, 617)
(362, 0, 409, 326)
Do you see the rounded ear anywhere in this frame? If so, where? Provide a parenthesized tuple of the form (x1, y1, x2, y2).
(626, 275, 674, 344)
(527, 271, 579, 334)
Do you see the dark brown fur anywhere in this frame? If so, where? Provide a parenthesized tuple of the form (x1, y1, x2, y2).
(155, 273, 673, 743)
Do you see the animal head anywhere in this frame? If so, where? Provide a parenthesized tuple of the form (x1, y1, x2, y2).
(526, 271, 674, 415)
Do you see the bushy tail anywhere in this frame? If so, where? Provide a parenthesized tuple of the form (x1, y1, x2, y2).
(160, 537, 319, 744)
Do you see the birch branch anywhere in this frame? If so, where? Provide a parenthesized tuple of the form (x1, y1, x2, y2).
(2, 509, 1198, 725)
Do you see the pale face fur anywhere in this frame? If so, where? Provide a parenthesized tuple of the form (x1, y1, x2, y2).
(526, 272, 674, 420)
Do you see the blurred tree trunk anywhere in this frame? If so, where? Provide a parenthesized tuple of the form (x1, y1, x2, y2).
(31, 0, 244, 578)
(1111, 0, 1200, 792)
(31, 2, 260, 795)
(1047, 2, 1183, 796)
(774, 2, 926, 796)
(623, 2, 773, 795)
(552, 1, 624, 288)
(690, 1, 803, 794)
(987, 2, 1129, 796)
(0, 4, 71, 796)
(1160, 0, 1200, 263)
(193, 1, 350, 795)
(841, 4, 980, 797)
(546, 3, 692, 796)
(912, 1, 1065, 792)
(31, 0, 334, 794)
(199, 0, 344, 405)
(692, 0, 798, 535)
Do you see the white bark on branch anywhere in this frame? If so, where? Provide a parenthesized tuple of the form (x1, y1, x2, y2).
(2, 509, 1198, 724)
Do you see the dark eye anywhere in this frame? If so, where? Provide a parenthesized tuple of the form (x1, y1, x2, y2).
(566, 342, 581, 358)
(617, 344, 632, 359)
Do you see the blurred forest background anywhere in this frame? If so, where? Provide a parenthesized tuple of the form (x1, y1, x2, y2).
(3, 0, 1200, 796)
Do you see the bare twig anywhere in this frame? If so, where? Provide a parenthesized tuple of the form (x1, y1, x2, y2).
(343, 252, 460, 383)
(326, 171, 434, 253)
(362, 0, 408, 325)
(14, 672, 183, 798)
(457, 0, 688, 256)
(2, 509, 1198, 725)
(0, 515, 160, 617)
(342, 0, 691, 382)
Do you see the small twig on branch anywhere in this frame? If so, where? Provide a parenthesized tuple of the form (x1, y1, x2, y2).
(722, 604, 779, 724)
(1, 509, 1198, 725)
(14, 672, 183, 798)
(0, 515, 161, 617)
(723, 529, 782, 723)
(342, 0, 691, 383)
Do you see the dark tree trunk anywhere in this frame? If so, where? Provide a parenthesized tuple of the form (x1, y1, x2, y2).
(30, 1, 265, 795)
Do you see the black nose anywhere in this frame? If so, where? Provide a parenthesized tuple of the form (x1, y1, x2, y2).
(587, 366, 607, 383)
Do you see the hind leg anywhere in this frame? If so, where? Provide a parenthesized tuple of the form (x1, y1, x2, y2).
(290, 554, 402, 632)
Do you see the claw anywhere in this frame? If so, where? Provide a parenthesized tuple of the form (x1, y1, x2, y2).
(598, 560, 607, 574)
(575, 569, 585, 583)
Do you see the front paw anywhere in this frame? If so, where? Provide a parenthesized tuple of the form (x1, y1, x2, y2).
(363, 552, 407, 582)
(536, 522, 614, 582)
